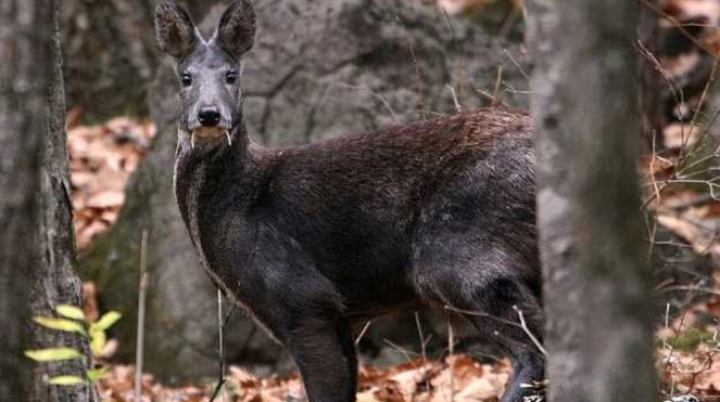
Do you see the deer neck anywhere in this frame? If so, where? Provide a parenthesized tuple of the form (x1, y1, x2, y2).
(174, 123, 262, 243)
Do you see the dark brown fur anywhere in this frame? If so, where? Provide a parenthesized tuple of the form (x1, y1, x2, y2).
(157, 2, 544, 402)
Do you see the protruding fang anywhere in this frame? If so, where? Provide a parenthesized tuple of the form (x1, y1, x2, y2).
(225, 130, 232, 146)
(191, 133, 196, 149)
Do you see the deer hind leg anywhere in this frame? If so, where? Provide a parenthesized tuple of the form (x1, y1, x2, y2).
(459, 277, 545, 402)
(285, 318, 358, 402)
(418, 261, 545, 402)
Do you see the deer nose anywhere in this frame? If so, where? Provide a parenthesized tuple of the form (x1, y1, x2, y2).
(198, 107, 221, 127)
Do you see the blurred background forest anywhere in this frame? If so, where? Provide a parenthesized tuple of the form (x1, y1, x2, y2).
(7, 0, 720, 401)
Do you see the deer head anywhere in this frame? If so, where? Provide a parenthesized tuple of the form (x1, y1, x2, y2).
(155, 1, 256, 149)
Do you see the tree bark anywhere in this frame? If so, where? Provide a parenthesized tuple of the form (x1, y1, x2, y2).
(80, 0, 532, 382)
(0, 1, 44, 399)
(0, 1, 94, 401)
(527, 0, 659, 401)
(29, 1, 98, 402)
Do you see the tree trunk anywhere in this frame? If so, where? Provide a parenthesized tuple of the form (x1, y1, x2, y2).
(80, 0, 532, 382)
(29, 1, 98, 402)
(527, 0, 659, 401)
(0, 1, 95, 401)
(0, 0, 44, 398)
(1, 1, 93, 401)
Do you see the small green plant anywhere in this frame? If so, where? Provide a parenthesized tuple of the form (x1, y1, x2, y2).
(665, 328, 714, 353)
(25, 304, 121, 385)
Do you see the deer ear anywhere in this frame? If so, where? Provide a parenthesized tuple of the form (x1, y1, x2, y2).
(155, 2, 199, 60)
(215, 0, 256, 59)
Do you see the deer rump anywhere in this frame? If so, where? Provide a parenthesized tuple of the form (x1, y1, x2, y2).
(156, 2, 544, 402)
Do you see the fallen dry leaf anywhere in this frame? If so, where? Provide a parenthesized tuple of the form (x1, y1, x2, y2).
(68, 116, 155, 248)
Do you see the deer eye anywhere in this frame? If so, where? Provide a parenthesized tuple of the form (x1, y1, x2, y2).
(181, 73, 192, 87)
(226, 70, 238, 84)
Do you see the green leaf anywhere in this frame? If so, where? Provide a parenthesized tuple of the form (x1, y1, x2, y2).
(86, 366, 109, 383)
(56, 305, 86, 321)
(33, 317, 85, 335)
(90, 330, 106, 356)
(46, 376, 86, 386)
(91, 311, 121, 331)
(25, 348, 84, 362)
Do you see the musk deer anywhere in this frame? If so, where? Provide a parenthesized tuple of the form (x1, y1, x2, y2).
(155, 1, 544, 401)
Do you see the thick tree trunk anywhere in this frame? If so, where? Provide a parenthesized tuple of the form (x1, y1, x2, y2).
(527, 0, 658, 401)
(29, 2, 98, 402)
(81, 0, 532, 382)
(0, 1, 94, 401)
(0, 1, 93, 401)
(0, 1, 44, 399)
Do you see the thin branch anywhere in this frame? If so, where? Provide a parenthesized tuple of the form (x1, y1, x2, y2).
(135, 230, 149, 402)
(383, 339, 420, 365)
(639, 0, 716, 55)
(502, 49, 530, 81)
(415, 312, 431, 393)
(354, 320, 373, 346)
(513, 306, 547, 356)
(209, 290, 228, 402)
(444, 305, 523, 329)
(491, 65, 505, 108)
(447, 84, 462, 113)
(447, 321, 455, 402)
(681, 54, 720, 164)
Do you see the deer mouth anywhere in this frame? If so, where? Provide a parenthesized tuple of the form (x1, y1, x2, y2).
(190, 127, 232, 148)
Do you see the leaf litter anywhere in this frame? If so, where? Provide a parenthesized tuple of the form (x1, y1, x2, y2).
(68, 108, 156, 248)
(95, 356, 512, 402)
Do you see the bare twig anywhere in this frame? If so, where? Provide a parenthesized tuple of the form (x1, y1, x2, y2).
(664, 287, 696, 367)
(636, 38, 688, 152)
(657, 285, 720, 297)
(639, 0, 716, 55)
(447, 321, 455, 402)
(502, 49, 530, 81)
(491, 65, 505, 108)
(444, 305, 523, 329)
(354, 320, 373, 346)
(636, 38, 683, 117)
(383, 339, 420, 365)
(135, 230, 149, 402)
(646, 133, 662, 262)
(415, 312, 431, 393)
(209, 290, 227, 402)
(445, 304, 546, 356)
(475, 88, 509, 108)
(447, 84, 462, 113)
(680, 55, 720, 164)
(667, 193, 720, 211)
(415, 313, 428, 365)
(513, 306, 547, 356)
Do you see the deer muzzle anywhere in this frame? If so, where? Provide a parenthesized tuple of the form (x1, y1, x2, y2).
(190, 127, 232, 149)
